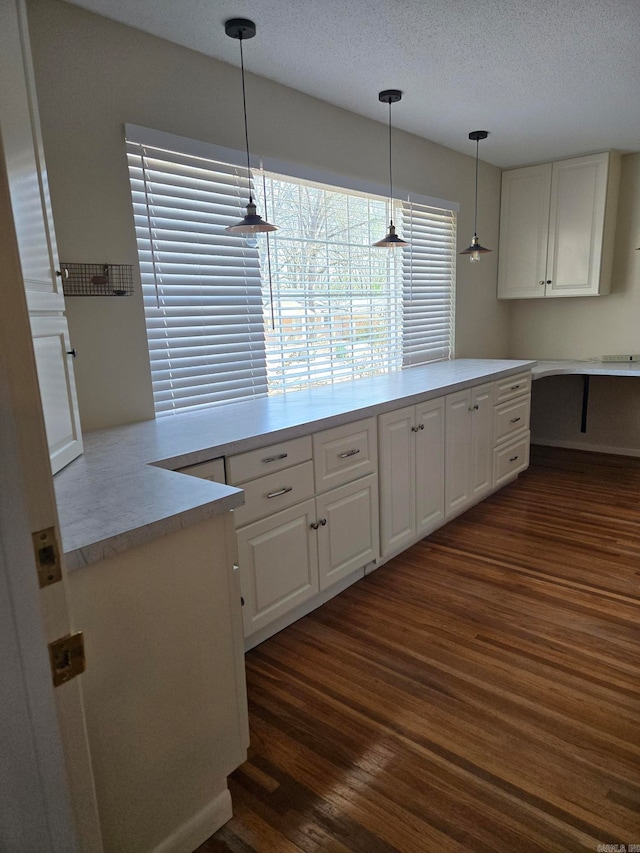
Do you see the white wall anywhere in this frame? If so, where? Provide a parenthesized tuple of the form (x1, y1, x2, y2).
(27, 0, 508, 432)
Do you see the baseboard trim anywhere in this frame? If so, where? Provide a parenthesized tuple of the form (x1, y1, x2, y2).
(244, 566, 364, 651)
(150, 787, 232, 853)
(532, 438, 640, 458)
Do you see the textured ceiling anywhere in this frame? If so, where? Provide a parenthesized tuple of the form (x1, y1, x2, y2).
(60, 0, 640, 168)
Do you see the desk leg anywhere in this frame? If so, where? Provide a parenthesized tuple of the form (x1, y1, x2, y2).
(581, 374, 590, 433)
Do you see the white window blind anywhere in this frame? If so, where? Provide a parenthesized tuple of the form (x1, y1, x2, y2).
(401, 201, 456, 365)
(254, 172, 403, 393)
(126, 141, 268, 415)
(126, 126, 456, 417)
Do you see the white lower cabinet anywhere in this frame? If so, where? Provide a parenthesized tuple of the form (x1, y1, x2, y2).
(236, 474, 379, 639)
(316, 474, 379, 590)
(378, 397, 445, 557)
(228, 421, 380, 642)
(236, 499, 320, 636)
(179, 373, 532, 648)
(445, 382, 494, 519)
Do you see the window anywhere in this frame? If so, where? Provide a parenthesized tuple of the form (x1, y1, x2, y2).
(126, 126, 457, 416)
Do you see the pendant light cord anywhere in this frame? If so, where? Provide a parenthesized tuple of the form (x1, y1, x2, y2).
(388, 100, 393, 224)
(238, 34, 253, 204)
(473, 136, 479, 237)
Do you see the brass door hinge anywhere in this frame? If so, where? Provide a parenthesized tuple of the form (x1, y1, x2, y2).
(32, 526, 62, 587)
(49, 632, 85, 687)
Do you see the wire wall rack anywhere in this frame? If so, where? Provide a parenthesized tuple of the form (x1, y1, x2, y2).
(59, 263, 134, 296)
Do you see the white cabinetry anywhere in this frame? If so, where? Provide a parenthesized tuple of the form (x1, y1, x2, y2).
(228, 419, 379, 643)
(498, 152, 620, 299)
(67, 515, 249, 851)
(378, 397, 445, 557)
(492, 372, 531, 486)
(445, 383, 494, 519)
(0, 0, 82, 472)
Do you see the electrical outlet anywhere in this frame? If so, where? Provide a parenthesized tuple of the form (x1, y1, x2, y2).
(601, 354, 640, 362)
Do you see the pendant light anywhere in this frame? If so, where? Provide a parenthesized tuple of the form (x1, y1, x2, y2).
(224, 18, 277, 234)
(460, 130, 491, 263)
(373, 89, 409, 248)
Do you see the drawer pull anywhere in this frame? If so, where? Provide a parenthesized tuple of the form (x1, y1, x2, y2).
(262, 452, 288, 464)
(510, 416, 521, 424)
(266, 486, 293, 499)
(338, 448, 361, 458)
(510, 384, 521, 391)
(509, 455, 519, 463)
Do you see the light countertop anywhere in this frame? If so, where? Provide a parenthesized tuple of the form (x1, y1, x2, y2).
(532, 360, 640, 379)
(54, 358, 535, 571)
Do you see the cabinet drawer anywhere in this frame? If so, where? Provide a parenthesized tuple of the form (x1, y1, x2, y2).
(493, 396, 531, 445)
(495, 372, 531, 403)
(227, 435, 312, 485)
(313, 417, 377, 492)
(176, 457, 226, 482)
(233, 461, 314, 528)
(493, 433, 530, 488)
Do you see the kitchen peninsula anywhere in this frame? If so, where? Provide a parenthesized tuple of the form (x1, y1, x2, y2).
(53, 356, 534, 853)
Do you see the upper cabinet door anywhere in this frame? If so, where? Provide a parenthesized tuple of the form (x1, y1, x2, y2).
(546, 153, 617, 298)
(497, 163, 552, 299)
(0, 1, 64, 312)
(0, 0, 83, 473)
(30, 315, 83, 474)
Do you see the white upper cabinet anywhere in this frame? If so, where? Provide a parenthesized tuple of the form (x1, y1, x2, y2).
(498, 151, 620, 299)
(0, 0, 82, 472)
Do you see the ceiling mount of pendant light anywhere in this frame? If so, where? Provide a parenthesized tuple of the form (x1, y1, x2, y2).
(373, 89, 409, 248)
(460, 130, 491, 263)
(224, 18, 277, 235)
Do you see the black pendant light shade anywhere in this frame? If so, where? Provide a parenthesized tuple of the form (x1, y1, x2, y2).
(224, 18, 277, 235)
(460, 130, 491, 262)
(373, 89, 409, 248)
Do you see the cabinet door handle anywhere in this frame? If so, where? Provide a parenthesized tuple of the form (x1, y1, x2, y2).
(262, 452, 288, 464)
(546, 280, 552, 285)
(418, 423, 425, 430)
(510, 416, 521, 423)
(56, 268, 69, 279)
(411, 425, 420, 432)
(66, 348, 77, 358)
(468, 404, 479, 412)
(266, 486, 293, 499)
(509, 455, 519, 462)
(319, 518, 327, 526)
(538, 280, 545, 285)
(338, 448, 360, 458)
(310, 521, 319, 530)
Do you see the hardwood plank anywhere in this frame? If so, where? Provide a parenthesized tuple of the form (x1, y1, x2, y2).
(200, 446, 640, 852)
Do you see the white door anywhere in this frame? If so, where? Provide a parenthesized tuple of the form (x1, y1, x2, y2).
(0, 0, 82, 473)
(497, 163, 551, 299)
(31, 315, 83, 473)
(316, 474, 379, 590)
(546, 153, 609, 297)
(378, 405, 416, 557)
(0, 109, 102, 852)
(445, 389, 472, 518)
(236, 499, 319, 636)
(414, 397, 445, 536)
(469, 382, 494, 501)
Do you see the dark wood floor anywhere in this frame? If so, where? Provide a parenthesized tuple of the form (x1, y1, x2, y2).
(200, 446, 640, 852)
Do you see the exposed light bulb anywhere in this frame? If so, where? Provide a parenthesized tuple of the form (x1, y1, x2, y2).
(469, 250, 481, 264)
